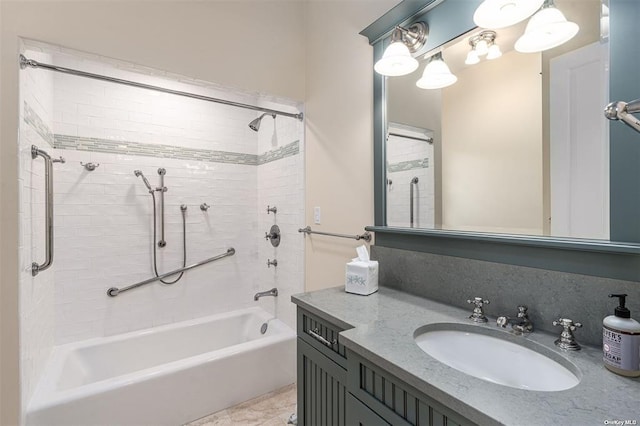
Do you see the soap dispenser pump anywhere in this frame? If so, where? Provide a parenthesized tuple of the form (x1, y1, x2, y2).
(603, 294, 640, 377)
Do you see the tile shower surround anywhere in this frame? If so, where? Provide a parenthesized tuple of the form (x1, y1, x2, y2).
(19, 42, 304, 416)
(19, 53, 56, 415)
(371, 245, 640, 347)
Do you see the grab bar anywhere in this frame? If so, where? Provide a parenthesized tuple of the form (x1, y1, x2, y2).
(410, 176, 419, 228)
(605, 99, 640, 133)
(298, 226, 372, 242)
(387, 132, 433, 144)
(107, 248, 235, 297)
(31, 145, 65, 277)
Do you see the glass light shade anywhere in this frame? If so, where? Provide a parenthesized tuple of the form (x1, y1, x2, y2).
(486, 43, 503, 60)
(416, 59, 457, 90)
(475, 39, 489, 56)
(374, 41, 419, 76)
(465, 50, 480, 65)
(474, 0, 545, 29)
(514, 7, 579, 53)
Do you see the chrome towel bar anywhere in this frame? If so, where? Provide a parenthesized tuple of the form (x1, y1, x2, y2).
(31, 145, 65, 277)
(298, 226, 372, 242)
(107, 248, 235, 297)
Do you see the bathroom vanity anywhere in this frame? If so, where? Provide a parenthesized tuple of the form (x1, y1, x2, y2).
(292, 287, 639, 426)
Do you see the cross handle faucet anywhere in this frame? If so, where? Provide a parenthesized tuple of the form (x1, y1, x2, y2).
(467, 297, 490, 323)
(552, 318, 582, 351)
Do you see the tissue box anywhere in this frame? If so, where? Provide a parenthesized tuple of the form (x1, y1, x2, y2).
(345, 260, 379, 295)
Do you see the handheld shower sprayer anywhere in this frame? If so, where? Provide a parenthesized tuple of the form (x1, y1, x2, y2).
(134, 170, 153, 193)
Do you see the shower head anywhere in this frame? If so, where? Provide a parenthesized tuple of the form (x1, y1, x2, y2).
(134, 170, 153, 192)
(248, 113, 276, 132)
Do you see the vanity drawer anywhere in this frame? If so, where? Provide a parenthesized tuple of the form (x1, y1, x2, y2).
(297, 307, 348, 368)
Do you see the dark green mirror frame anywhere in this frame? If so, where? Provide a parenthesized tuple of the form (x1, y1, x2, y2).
(361, 0, 640, 282)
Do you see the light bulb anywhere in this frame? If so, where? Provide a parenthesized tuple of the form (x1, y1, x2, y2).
(475, 39, 489, 56)
(416, 57, 457, 90)
(465, 50, 480, 65)
(486, 43, 502, 60)
(515, 6, 579, 53)
(374, 41, 419, 77)
(474, 0, 545, 29)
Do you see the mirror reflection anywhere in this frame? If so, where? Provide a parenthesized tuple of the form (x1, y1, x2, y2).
(385, 0, 609, 239)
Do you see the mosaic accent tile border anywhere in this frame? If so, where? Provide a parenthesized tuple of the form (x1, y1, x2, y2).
(23, 102, 54, 147)
(258, 141, 299, 165)
(388, 158, 429, 173)
(25, 101, 299, 166)
(54, 134, 259, 165)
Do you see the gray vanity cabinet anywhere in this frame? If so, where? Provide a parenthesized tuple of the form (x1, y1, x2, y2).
(297, 308, 349, 425)
(297, 307, 475, 426)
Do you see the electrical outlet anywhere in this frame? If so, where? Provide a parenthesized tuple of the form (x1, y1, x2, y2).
(314, 207, 321, 224)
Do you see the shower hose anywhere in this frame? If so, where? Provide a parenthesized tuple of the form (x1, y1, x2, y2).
(149, 191, 186, 284)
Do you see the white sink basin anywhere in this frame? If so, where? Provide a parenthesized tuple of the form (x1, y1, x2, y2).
(414, 325, 580, 391)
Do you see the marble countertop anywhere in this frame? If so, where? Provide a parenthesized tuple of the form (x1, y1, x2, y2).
(292, 286, 640, 426)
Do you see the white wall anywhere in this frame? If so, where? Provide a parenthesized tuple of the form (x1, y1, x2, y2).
(441, 51, 543, 235)
(304, 0, 400, 292)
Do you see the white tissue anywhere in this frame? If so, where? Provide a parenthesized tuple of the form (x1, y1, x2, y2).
(356, 245, 370, 262)
(345, 245, 378, 296)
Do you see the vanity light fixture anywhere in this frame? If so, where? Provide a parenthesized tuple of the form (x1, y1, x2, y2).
(474, 0, 544, 29)
(374, 22, 428, 77)
(465, 31, 502, 65)
(514, 0, 579, 53)
(416, 52, 457, 90)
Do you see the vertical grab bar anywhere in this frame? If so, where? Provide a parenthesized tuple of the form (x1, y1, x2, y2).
(31, 145, 65, 276)
(157, 168, 167, 247)
(410, 176, 419, 228)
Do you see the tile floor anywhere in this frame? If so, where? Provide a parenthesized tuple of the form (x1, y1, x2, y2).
(185, 383, 297, 426)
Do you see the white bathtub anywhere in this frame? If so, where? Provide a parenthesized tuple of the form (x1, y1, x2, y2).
(26, 307, 296, 425)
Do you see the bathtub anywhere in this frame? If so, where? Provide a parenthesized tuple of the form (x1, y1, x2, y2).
(26, 307, 296, 426)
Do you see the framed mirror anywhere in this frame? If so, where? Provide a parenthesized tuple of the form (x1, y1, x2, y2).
(362, 0, 640, 252)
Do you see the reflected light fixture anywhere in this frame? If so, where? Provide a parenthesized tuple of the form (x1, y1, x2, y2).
(466, 31, 502, 65)
(515, 0, 579, 53)
(416, 52, 457, 90)
(474, 0, 544, 29)
(465, 49, 480, 65)
(374, 22, 428, 77)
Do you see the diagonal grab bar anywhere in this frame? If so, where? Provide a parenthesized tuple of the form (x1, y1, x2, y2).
(107, 248, 235, 297)
(31, 145, 65, 277)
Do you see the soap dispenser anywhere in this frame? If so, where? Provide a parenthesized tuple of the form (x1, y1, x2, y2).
(603, 294, 640, 377)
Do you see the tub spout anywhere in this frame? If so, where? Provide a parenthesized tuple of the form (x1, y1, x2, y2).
(254, 288, 278, 301)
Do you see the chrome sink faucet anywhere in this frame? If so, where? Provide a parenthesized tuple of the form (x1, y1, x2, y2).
(467, 297, 490, 323)
(497, 305, 533, 333)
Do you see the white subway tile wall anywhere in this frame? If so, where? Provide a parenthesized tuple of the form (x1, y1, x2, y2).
(19, 42, 304, 407)
(19, 48, 56, 415)
(386, 123, 434, 228)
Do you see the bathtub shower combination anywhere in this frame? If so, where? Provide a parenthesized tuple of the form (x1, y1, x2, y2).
(19, 43, 304, 425)
(27, 308, 295, 425)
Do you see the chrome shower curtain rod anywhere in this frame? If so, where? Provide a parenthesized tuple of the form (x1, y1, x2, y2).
(19, 55, 303, 121)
